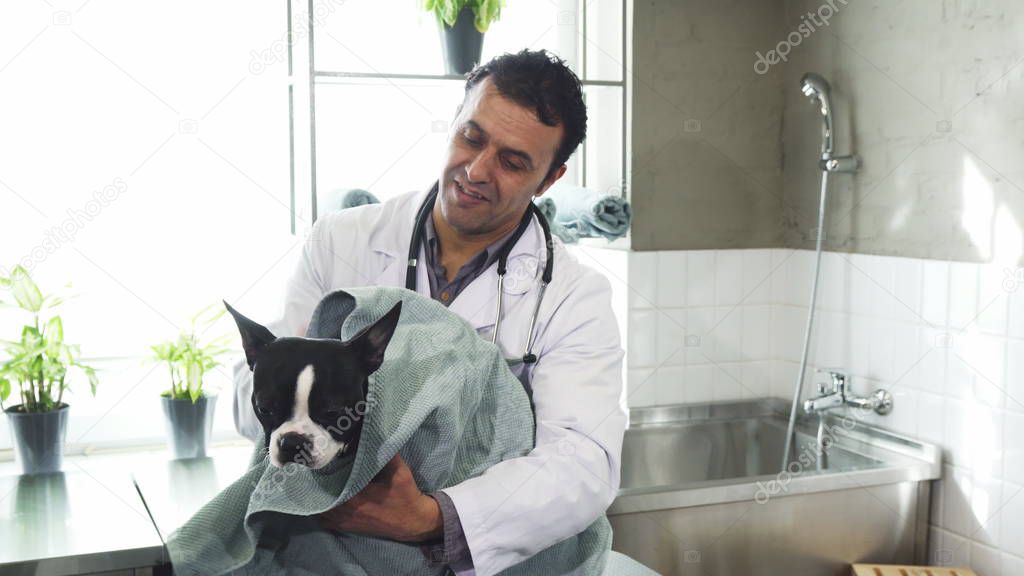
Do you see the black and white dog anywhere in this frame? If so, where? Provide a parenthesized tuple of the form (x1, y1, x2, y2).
(224, 301, 402, 469)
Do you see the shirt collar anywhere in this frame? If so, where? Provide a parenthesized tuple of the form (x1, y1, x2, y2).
(424, 211, 519, 273)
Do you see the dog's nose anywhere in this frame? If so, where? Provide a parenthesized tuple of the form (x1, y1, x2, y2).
(277, 432, 313, 465)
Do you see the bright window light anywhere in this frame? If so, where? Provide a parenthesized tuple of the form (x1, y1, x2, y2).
(0, 1, 628, 450)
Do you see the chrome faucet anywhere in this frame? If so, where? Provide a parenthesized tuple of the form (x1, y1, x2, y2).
(803, 369, 893, 415)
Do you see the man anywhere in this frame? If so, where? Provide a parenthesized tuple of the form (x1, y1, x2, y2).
(232, 49, 626, 576)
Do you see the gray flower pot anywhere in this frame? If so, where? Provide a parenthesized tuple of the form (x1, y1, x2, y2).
(439, 7, 485, 75)
(5, 403, 69, 475)
(161, 395, 216, 460)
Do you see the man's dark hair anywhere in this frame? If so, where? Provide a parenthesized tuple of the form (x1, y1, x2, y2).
(464, 49, 587, 180)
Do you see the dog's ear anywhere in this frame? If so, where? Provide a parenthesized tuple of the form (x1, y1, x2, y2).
(224, 300, 277, 370)
(347, 301, 402, 378)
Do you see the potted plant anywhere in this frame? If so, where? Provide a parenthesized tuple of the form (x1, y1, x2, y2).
(424, 0, 506, 75)
(0, 266, 97, 475)
(150, 304, 229, 460)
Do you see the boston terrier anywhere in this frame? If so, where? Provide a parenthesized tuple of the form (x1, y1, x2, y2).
(224, 301, 402, 469)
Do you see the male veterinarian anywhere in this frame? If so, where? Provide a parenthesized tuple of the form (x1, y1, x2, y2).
(232, 49, 626, 576)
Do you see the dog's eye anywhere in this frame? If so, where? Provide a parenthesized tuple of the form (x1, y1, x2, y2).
(255, 405, 274, 419)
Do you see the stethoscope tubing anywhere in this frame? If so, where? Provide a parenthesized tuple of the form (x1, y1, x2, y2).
(405, 183, 554, 365)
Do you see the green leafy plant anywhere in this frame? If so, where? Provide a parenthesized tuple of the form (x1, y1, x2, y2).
(424, 0, 506, 33)
(151, 304, 230, 403)
(0, 266, 97, 413)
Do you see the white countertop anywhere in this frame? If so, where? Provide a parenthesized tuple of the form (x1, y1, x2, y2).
(0, 441, 255, 575)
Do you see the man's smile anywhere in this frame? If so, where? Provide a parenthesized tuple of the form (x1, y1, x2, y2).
(453, 178, 490, 204)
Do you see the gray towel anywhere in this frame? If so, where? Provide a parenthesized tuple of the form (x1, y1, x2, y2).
(534, 197, 580, 244)
(544, 185, 632, 242)
(318, 188, 380, 213)
(165, 286, 612, 575)
(340, 188, 380, 209)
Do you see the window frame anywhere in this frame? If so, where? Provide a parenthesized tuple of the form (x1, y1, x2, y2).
(286, 0, 632, 230)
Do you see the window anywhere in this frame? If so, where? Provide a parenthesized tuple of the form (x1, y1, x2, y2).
(288, 0, 630, 226)
(0, 2, 292, 450)
(0, 0, 630, 452)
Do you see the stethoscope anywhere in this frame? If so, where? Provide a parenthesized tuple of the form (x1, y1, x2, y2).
(406, 182, 554, 366)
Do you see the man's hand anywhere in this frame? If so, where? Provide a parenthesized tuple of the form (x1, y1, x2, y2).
(318, 454, 443, 543)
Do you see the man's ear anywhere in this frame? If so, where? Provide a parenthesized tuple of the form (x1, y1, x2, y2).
(224, 301, 277, 371)
(346, 301, 402, 377)
(535, 164, 567, 199)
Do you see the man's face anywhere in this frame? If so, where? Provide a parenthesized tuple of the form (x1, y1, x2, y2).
(437, 78, 566, 237)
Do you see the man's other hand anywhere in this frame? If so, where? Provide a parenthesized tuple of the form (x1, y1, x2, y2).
(318, 454, 443, 543)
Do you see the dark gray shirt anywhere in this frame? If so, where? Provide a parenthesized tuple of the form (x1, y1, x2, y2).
(423, 214, 516, 306)
(422, 214, 517, 572)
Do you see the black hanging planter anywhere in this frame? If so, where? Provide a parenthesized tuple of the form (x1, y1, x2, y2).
(5, 404, 69, 475)
(439, 7, 484, 75)
(161, 395, 216, 460)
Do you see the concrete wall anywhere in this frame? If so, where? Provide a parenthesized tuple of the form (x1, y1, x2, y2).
(629, 0, 786, 251)
(780, 0, 1024, 267)
(632, 0, 1024, 268)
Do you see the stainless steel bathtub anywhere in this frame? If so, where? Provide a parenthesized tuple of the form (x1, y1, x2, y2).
(608, 399, 941, 576)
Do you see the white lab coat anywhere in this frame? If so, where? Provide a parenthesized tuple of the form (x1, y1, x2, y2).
(232, 189, 626, 576)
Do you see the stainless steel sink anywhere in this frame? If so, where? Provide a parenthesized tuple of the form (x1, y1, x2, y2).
(608, 398, 941, 576)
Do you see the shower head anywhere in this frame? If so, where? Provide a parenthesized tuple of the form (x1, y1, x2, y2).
(800, 73, 830, 100)
(800, 72, 834, 157)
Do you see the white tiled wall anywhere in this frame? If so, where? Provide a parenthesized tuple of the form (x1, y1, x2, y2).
(571, 245, 1024, 574)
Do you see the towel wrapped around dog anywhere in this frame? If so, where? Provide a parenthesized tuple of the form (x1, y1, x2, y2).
(544, 185, 632, 241)
(165, 286, 613, 575)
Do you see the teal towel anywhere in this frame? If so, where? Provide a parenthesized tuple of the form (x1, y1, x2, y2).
(544, 185, 632, 242)
(317, 188, 380, 213)
(533, 197, 579, 244)
(340, 188, 380, 209)
(166, 287, 612, 575)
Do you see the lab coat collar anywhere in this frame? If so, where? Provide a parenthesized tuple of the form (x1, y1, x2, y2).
(367, 185, 544, 330)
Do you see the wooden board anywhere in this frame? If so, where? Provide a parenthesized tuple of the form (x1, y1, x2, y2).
(852, 565, 978, 576)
